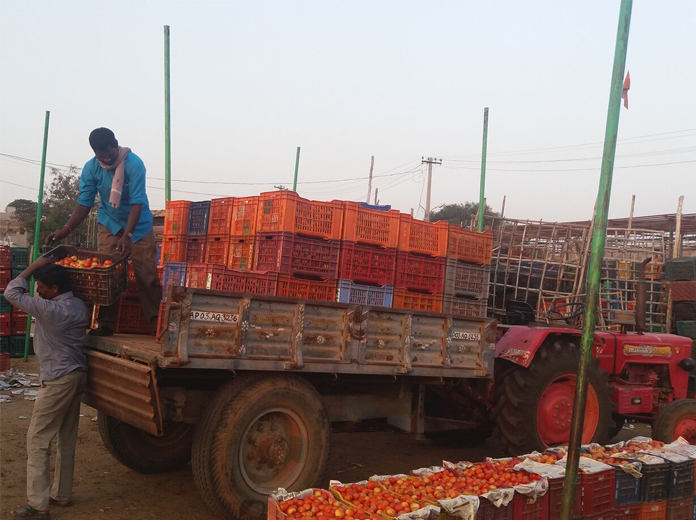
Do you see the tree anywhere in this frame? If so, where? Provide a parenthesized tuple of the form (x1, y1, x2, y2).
(430, 202, 498, 227)
(7, 198, 38, 235)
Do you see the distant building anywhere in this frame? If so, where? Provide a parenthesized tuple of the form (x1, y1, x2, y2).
(0, 205, 29, 247)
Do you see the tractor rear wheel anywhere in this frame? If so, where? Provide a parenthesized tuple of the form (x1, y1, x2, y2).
(493, 338, 615, 455)
(653, 399, 696, 444)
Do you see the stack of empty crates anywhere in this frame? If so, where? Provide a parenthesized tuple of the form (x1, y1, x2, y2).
(665, 258, 696, 345)
(0, 246, 32, 357)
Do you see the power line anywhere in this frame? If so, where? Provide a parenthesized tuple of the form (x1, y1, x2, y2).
(439, 158, 696, 173)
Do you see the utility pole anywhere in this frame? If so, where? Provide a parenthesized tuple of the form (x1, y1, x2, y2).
(422, 157, 442, 222)
(366, 156, 375, 204)
(164, 25, 171, 203)
(374, 188, 379, 206)
(478, 107, 490, 232)
(293, 147, 301, 192)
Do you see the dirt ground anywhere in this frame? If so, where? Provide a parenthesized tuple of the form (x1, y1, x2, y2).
(0, 357, 650, 520)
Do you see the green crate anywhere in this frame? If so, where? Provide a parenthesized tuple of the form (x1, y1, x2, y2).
(11, 268, 23, 280)
(9, 335, 33, 358)
(10, 247, 30, 269)
(0, 293, 11, 314)
(0, 335, 9, 353)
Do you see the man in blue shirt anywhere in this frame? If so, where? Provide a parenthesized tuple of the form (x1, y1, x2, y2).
(46, 128, 162, 336)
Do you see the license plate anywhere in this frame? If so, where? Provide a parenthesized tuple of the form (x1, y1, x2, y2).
(452, 331, 480, 341)
(190, 310, 239, 324)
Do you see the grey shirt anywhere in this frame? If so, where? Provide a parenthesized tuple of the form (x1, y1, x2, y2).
(4, 277, 89, 382)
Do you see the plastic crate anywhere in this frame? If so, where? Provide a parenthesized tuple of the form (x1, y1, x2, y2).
(219, 270, 278, 296)
(664, 259, 696, 281)
(512, 490, 549, 520)
(162, 262, 188, 298)
(444, 259, 490, 297)
(392, 288, 443, 313)
(397, 215, 448, 257)
(0, 270, 10, 292)
(156, 241, 162, 265)
(276, 275, 337, 301)
(615, 468, 641, 506)
(125, 263, 138, 295)
(11, 268, 23, 279)
(9, 335, 32, 358)
(442, 294, 487, 318)
(671, 281, 696, 302)
(257, 191, 344, 240)
(693, 495, 696, 519)
(677, 321, 696, 339)
(339, 242, 396, 286)
(446, 225, 493, 265)
(475, 496, 513, 520)
(228, 236, 255, 271)
(675, 303, 696, 322)
(667, 496, 694, 520)
(394, 252, 446, 292)
(0, 351, 9, 370)
(204, 236, 230, 266)
(116, 298, 150, 334)
(0, 314, 10, 336)
(208, 197, 235, 235)
(187, 201, 211, 236)
(160, 235, 187, 264)
(641, 462, 670, 502)
(0, 247, 10, 269)
(336, 280, 393, 307)
(10, 247, 30, 269)
(669, 460, 695, 500)
(581, 468, 615, 517)
(547, 476, 582, 519)
(254, 232, 340, 279)
(185, 237, 206, 264)
(11, 312, 28, 335)
(185, 263, 227, 290)
(163, 200, 190, 236)
(342, 201, 400, 248)
(613, 503, 641, 520)
(0, 293, 11, 314)
(44, 246, 127, 306)
(231, 196, 259, 236)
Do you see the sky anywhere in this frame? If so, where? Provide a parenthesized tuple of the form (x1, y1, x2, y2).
(0, 0, 694, 223)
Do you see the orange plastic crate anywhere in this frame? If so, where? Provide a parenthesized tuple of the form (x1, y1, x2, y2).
(160, 235, 187, 264)
(342, 201, 400, 248)
(185, 263, 227, 290)
(392, 288, 443, 313)
(276, 275, 337, 301)
(186, 237, 207, 263)
(231, 196, 260, 236)
(228, 236, 255, 270)
(205, 236, 230, 265)
(397, 215, 448, 257)
(257, 191, 343, 240)
(116, 298, 150, 334)
(446, 225, 493, 265)
(163, 200, 190, 236)
(207, 197, 235, 236)
(639, 501, 666, 520)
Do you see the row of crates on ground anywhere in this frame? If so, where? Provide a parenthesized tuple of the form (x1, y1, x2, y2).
(0, 247, 31, 357)
(666, 258, 696, 341)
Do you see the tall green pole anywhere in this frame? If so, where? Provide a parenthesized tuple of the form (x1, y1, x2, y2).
(560, 1, 632, 518)
(164, 25, 172, 203)
(23, 111, 50, 361)
(477, 107, 489, 232)
(292, 146, 301, 192)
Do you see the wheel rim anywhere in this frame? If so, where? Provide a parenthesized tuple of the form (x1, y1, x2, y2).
(673, 417, 696, 444)
(537, 373, 600, 447)
(239, 408, 309, 495)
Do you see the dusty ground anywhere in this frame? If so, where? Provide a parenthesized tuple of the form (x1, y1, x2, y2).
(0, 357, 649, 520)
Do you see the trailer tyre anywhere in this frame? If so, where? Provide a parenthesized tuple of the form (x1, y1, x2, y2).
(97, 412, 193, 474)
(653, 399, 696, 444)
(192, 374, 331, 519)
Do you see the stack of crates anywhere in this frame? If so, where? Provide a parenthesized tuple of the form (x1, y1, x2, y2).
(0, 247, 31, 356)
(0, 246, 11, 354)
(666, 258, 696, 345)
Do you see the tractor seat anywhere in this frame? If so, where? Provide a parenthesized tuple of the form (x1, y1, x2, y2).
(505, 300, 536, 325)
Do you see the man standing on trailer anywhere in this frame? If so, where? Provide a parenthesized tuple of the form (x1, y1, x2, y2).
(46, 128, 162, 336)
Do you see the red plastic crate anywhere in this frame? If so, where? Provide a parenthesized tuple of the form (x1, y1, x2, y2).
(547, 476, 582, 519)
(228, 236, 255, 271)
(276, 275, 337, 301)
(581, 469, 615, 518)
(205, 236, 230, 266)
(115, 298, 150, 334)
(639, 501, 666, 520)
(0, 313, 10, 336)
(339, 242, 396, 286)
(208, 197, 235, 236)
(671, 281, 696, 302)
(231, 196, 259, 236)
(512, 490, 549, 520)
(446, 225, 493, 265)
(0, 247, 10, 269)
(11, 312, 28, 335)
(474, 497, 513, 520)
(257, 191, 343, 240)
(342, 201, 400, 248)
(163, 200, 190, 236)
(613, 503, 641, 520)
(392, 288, 443, 313)
(219, 270, 278, 296)
(160, 235, 187, 264)
(126, 263, 138, 295)
(0, 270, 10, 292)
(394, 252, 445, 292)
(185, 263, 227, 290)
(0, 352, 9, 371)
(666, 496, 693, 520)
(186, 237, 206, 264)
(254, 232, 340, 279)
(397, 215, 448, 257)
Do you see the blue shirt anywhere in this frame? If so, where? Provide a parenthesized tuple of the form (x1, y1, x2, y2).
(76, 152, 153, 242)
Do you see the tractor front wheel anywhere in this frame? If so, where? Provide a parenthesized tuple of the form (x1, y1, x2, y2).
(653, 399, 696, 444)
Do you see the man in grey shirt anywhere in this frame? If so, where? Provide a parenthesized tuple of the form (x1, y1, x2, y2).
(5, 257, 90, 520)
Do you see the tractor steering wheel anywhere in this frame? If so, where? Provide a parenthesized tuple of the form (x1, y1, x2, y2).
(545, 302, 586, 325)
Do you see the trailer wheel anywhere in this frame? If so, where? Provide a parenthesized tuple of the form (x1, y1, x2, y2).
(653, 399, 696, 444)
(97, 413, 193, 474)
(192, 374, 331, 519)
(493, 338, 615, 455)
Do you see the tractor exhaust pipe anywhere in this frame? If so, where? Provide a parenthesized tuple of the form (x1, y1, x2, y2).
(635, 257, 651, 335)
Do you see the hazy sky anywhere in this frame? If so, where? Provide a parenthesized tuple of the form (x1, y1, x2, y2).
(1, 0, 694, 223)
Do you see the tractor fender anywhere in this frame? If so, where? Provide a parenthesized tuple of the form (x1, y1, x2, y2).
(496, 325, 584, 368)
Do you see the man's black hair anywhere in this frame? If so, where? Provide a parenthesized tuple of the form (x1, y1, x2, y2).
(34, 264, 72, 294)
(89, 127, 118, 150)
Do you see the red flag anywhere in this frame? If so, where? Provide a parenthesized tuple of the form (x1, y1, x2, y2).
(622, 71, 631, 109)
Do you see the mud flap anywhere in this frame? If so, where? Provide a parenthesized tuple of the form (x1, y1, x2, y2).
(82, 349, 163, 436)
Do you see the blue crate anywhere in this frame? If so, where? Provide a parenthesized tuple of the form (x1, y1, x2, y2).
(187, 201, 211, 236)
(336, 280, 393, 307)
(615, 469, 641, 506)
(162, 262, 188, 298)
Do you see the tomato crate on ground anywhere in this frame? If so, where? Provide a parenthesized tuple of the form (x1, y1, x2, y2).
(187, 200, 211, 236)
(581, 469, 615, 517)
(162, 262, 188, 298)
(10, 247, 30, 269)
(394, 252, 445, 292)
(185, 237, 206, 263)
(336, 280, 393, 307)
(0, 247, 10, 269)
(614, 468, 641, 506)
(547, 476, 582, 519)
(667, 496, 694, 520)
(664, 258, 696, 281)
(258, 191, 344, 240)
(0, 270, 10, 292)
(0, 314, 10, 336)
(392, 288, 443, 313)
(116, 298, 150, 334)
(218, 270, 278, 296)
(671, 281, 696, 302)
(160, 235, 187, 265)
(8, 335, 32, 358)
(613, 503, 641, 520)
(397, 215, 448, 257)
(11, 312, 28, 335)
(276, 275, 337, 301)
(185, 263, 227, 290)
(442, 294, 487, 318)
(444, 259, 490, 297)
(677, 321, 696, 340)
(446, 225, 493, 265)
(339, 242, 396, 286)
(341, 201, 400, 248)
(228, 236, 255, 271)
(669, 460, 695, 499)
(474, 497, 513, 520)
(207, 197, 235, 235)
(0, 293, 11, 314)
(512, 491, 548, 520)
(163, 200, 190, 236)
(641, 462, 670, 502)
(204, 236, 230, 266)
(254, 232, 340, 279)
(231, 196, 259, 236)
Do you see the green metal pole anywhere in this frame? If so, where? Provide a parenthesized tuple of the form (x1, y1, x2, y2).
(292, 147, 301, 192)
(164, 25, 172, 203)
(560, 1, 632, 518)
(23, 111, 50, 361)
(477, 107, 489, 232)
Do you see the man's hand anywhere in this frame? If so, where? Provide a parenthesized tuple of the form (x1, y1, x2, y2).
(45, 227, 70, 245)
(116, 235, 131, 258)
(18, 256, 52, 280)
